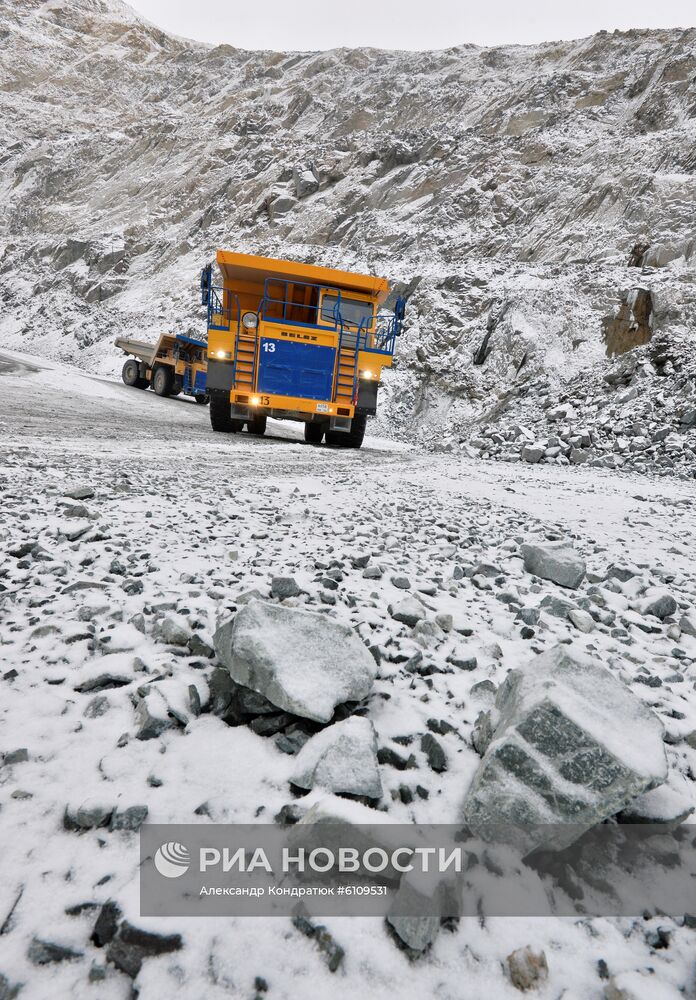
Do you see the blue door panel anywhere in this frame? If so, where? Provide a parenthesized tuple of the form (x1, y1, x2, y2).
(257, 338, 335, 401)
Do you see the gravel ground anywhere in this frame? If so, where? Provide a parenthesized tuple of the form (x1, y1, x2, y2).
(1, 351, 695, 1000)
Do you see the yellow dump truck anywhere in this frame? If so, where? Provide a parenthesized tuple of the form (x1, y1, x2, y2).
(115, 333, 209, 403)
(201, 251, 405, 448)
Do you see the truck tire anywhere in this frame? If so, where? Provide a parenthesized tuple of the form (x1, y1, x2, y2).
(304, 421, 325, 445)
(194, 394, 209, 406)
(209, 393, 244, 433)
(122, 359, 147, 389)
(152, 365, 173, 397)
(171, 376, 183, 397)
(247, 415, 267, 436)
(325, 412, 367, 449)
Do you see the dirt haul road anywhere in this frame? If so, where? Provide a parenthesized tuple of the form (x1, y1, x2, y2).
(1, 349, 695, 999)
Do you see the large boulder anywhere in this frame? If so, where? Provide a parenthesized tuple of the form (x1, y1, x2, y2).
(520, 540, 586, 589)
(214, 601, 377, 724)
(290, 716, 382, 799)
(292, 163, 320, 198)
(462, 645, 667, 852)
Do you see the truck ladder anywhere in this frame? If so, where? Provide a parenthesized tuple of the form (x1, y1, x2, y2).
(233, 329, 258, 392)
(333, 324, 360, 406)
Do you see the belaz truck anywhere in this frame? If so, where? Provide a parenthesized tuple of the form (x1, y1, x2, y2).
(201, 251, 405, 448)
(115, 332, 209, 403)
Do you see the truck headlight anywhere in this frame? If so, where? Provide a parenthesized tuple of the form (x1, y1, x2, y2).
(360, 370, 374, 380)
(216, 350, 231, 359)
(251, 396, 260, 406)
(242, 312, 258, 330)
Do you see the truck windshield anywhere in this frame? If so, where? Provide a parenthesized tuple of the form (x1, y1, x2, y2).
(320, 293, 373, 329)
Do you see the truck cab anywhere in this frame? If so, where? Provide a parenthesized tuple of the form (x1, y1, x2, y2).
(203, 251, 404, 448)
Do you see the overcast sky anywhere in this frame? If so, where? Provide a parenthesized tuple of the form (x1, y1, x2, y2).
(128, 0, 695, 50)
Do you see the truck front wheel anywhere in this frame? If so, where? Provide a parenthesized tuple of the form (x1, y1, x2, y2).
(152, 365, 173, 397)
(304, 421, 325, 445)
(122, 359, 147, 389)
(247, 415, 267, 436)
(210, 393, 244, 433)
(325, 412, 367, 449)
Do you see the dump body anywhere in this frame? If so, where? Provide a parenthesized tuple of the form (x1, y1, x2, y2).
(203, 251, 404, 447)
(115, 333, 208, 401)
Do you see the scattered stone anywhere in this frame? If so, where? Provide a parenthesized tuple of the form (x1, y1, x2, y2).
(249, 712, 294, 736)
(208, 667, 280, 725)
(88, 963, 108, 983)
(188, 634, 214, 658)
(28, 938, 83, 965)
(75, 674, 130, 693)
(472, 710, 494, 756)
(214, 600, 377, 724)
(378, 746, 417, 770)
(507, 946, 549, 991)
(158, 616, 191, 646)
(462, 645, 667, 852)
(679, 614, 696, 637)
(520, 541, 586, 590)
(134, 691, 176, 740)
(106, 922, 182, 978)
(275, 723, 312, 754)
(63, 486, 95, 500)
(447, 653, 478, 670)
(274, 802, 305, 825)
(568, 609, 595, 633)
(469, 679, 497, 700)
(427, 718, 456, 736)
(290, 717, 382, 799)
(109, 805, 149, 832)
(91, 901, 122, 947)
(64, 800, 113, 832)
(391, 575, 411, 590)
(420, 733, 447, 773)
(387, 876, 441, 954)
(271, 576, 301, 599)
(390, 595, 426, 628)
(84, 695, 110, 718)
(639, 591, 678, 620)
(607, 563, 639, 583)
(292, 913, 344, 972)
(2, 748, 28, 766)
(521, 445, 544, 464)
(539, 595, 576, 619)
(63, 580, 109, 595)
(363, 565, 382, 579)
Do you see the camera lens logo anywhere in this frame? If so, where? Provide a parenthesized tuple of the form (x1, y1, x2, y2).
(154, 842, 190, 878)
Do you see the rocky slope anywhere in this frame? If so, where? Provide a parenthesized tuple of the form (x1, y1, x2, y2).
(1, 0, 695, 450)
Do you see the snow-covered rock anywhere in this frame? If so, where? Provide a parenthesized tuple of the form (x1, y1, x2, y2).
(290, 716, 382, 798)
(214, 600, 377, 723)
(520, 541, 586, 590)
(462, 645, 667, 851)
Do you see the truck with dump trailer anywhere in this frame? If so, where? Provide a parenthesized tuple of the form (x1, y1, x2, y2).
(115, 333, 209, 404)
(201, 251, 405, 448)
